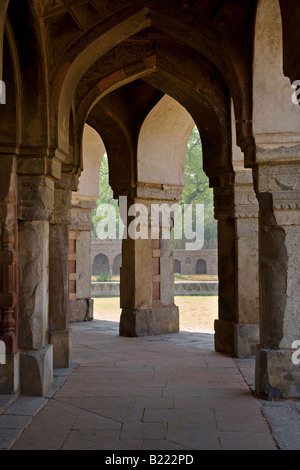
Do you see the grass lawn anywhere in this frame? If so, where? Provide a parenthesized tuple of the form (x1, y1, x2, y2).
(93, 295, 218, 334)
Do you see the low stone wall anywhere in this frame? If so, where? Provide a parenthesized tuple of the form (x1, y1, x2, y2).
(92, 282, 120, 297)
(91, 281, 218, 297)
(174, 281, 218, 296)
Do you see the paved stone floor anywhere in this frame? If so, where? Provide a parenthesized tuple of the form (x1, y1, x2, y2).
(1, 319, 300, 450)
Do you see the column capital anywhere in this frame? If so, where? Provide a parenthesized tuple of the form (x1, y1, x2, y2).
(113, 182, 183, 203)
(16, 146, 62, 180)
(234, 171, 259, 219)
(214, 185, 234, 220)
(254, 163, 300, 226)
(18, 175, 54, 221)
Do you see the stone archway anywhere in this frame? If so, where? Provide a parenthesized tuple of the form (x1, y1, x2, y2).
(196, 259, 207, 275)
(1, 0, 300, 401)
(92, 254, 110, 275)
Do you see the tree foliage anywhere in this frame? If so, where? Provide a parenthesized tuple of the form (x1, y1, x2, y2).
(173, 126, 217, 247)
(92, 126, 217, 244)
(91, 155, 119, 239)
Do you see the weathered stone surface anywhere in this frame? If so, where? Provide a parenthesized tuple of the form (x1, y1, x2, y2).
(76, 231, 92, 299)
(120, 234, 153, 310)
(119, 306, 179, 337)
(160, 238, 174, 306)
(174, 281, 218, 296)
(69, 207, 93, 231)
(49, 330, 71, 369)
(18, 176, 54, 221)
(53, 187, 71, 226)
(49, 224, 69, 331)
(214, 319, 234, 354)
(236, 237, 259, 324)
(92, 281, 219, 297)
(216, 219, 236, 325)
(255, 348, 300, 399)
(20, 345, 53, 397)
(234, 324, 259, 358)
(0, 353, 19, 394)
(69, 299, 93, 322)
(18, 220, 49, 350)
(92, 282, 120, 297)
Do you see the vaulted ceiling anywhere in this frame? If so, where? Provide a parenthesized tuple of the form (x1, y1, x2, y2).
(5, 0, 264, 181)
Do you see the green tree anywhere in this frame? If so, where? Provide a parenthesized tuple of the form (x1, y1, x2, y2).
(92, 128, 217, 245)
(92, 155, 120, 239)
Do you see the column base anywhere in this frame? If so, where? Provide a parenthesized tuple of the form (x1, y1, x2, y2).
(255, 347, 300, 399)
(214, 319, 234, 354)
(49, 330, 72, 368)
(20, 344, 53, 396)
(0, 353, 20, 394)
(120, 306, 179, 337)
(215, 320, 260, 357)
(69, 299, 94, 322)
(234, 323, 259, 358)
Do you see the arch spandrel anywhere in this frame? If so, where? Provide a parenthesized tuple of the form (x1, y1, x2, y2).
(253, 0, 300, 153)
(54, 8, 152, 157)
(47, 2, 257, 168)
(71, 36, 232, 190)
(137, 94, 194, 188)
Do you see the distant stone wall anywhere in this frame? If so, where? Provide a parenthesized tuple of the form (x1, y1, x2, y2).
(92, 281, 218, 297)
(91, 240, 218, 276)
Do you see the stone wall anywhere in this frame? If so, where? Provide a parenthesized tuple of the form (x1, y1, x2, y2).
(91, 240, 218, 276)
(92, 280, 218, 297)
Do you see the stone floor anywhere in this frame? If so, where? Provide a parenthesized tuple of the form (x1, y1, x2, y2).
(1, 319, 300, 450)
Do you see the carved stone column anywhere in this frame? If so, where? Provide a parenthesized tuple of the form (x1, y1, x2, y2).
(213, 171, 259, 357)
(119, 184, 180, 337)
(234, 170, 259, 357)
(48, 172, 73, 368)
(0, 154, 19, 393)
(68, 193, 95, 322)
(18, 173, 54, 396)
(255, 162, 300, 398)
(214, 181, 236, 354)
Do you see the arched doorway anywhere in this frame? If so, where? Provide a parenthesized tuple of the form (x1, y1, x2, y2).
(196, 259, 207, 275)
(174, 259, 181, 274)
(92, 253, 109, 275)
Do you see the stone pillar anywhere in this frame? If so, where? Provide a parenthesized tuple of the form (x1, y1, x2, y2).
(0, 154, 19, 393)
(119, 190, 179, 337)
(48, 174, 72, 368)
(214, 183, 236, 354)
(255, 163, 300, 398)
(18, 174, 54, 396)
(233, 170, 259, 357)
(68, 194, 95, 322)
(214, 172, 260, 357)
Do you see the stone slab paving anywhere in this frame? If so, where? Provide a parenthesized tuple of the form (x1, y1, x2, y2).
(4, 320, 276, 451)
(1, 319, 299, 450)
(0, 364, 78, 450)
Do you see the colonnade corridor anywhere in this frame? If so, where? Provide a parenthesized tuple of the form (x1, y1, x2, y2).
(1, 0, 300, 452)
